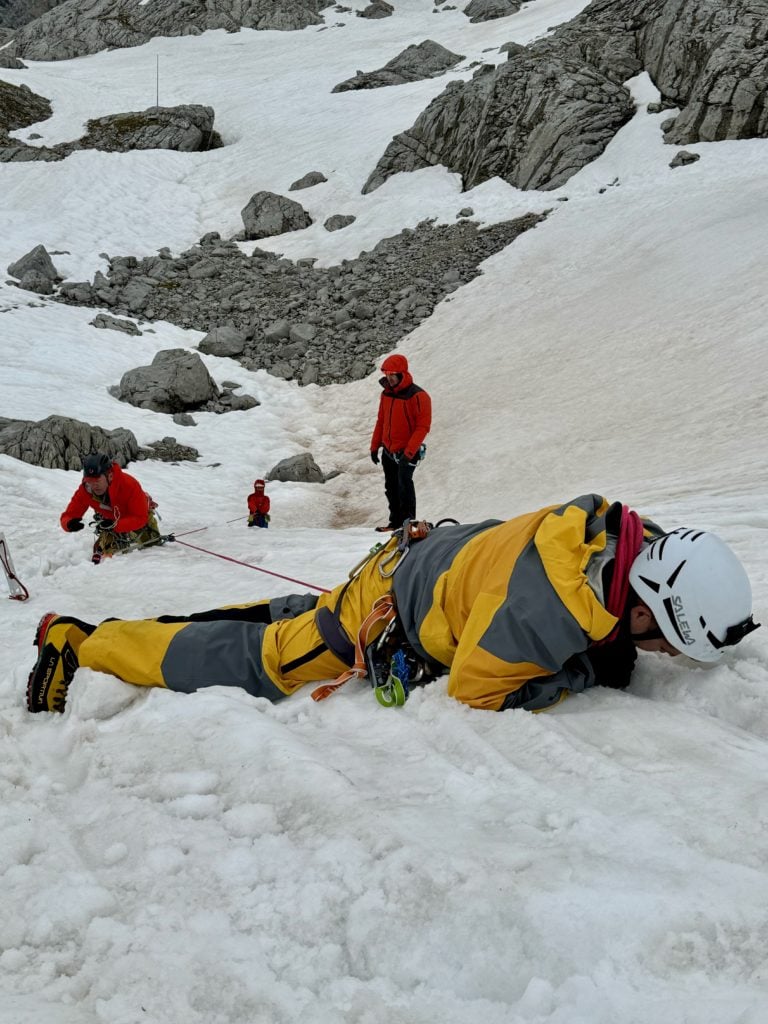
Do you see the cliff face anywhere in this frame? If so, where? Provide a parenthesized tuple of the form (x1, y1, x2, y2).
(363, 0, 768, 194)
(0, 0, 68, 30)
(7, 0, 332, 61)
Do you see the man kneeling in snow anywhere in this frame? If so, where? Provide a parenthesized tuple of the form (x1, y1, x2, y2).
(27, 494, 758, 715)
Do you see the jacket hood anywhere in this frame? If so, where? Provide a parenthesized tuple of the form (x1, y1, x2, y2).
(381, 354, 408, 374)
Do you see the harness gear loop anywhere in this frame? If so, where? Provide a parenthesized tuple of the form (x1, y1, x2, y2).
(311, 594, 396, 702)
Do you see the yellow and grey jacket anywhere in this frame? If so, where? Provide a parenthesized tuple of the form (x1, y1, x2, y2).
(392, 494, 663, 711)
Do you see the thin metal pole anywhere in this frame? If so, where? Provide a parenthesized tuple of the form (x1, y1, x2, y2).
(156, 55, 159, 107)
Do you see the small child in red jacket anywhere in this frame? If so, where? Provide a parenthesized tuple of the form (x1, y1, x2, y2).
(247, 479, 271, 528)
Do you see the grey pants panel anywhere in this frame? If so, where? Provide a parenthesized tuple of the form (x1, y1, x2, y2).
(161, 620, 286, 702)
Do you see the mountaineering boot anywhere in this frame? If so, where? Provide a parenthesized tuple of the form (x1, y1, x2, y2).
(27, 613, 96, 713)
(374, 524, 396, 533)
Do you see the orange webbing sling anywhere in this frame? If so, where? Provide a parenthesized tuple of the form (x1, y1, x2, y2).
(310, 594, 396, 702)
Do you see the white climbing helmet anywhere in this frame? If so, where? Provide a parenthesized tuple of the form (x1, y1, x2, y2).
(629, 528, 758, 662)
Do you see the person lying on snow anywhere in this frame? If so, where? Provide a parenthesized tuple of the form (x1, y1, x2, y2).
(28, 494, 759, 715)
(61, 453, 160, 564)
(246, 479, 271, 528)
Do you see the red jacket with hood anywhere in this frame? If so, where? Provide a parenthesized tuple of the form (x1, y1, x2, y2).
(60, 463, 152, 534)
(370, 354, 432, 460)
(247, 491, 271, 516)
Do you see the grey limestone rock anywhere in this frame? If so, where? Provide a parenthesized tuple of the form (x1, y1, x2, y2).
(332, 40, 464, 92)
(0, 52, 25, 68)
(324, 213, 356, 231)
(357, 0, 393, 18)
(0, 1, 68, 29)
(268, 452, 325, 483)
(8, 0, 333, 62)
(118, 349, 220, 413)
(0, 98, 224, 162)
(0, 79, 51, 133)
(172, 412, 197, 426)
(241, 191, 313, 239)
(289, 170, 328, 190)
(90, 313, 142, 335)
(56, 215, 544, 387)
(18, 270, 54, 294)
(66, 105, 222, 154)
(139, 436, 200, 462)
(198, 325, 249, 356)
(463, 0, 522, 24)
(363, 52, 635, 193)
(0, 414, 138, 469)
(8, 244, 59, 281)
(669, 149, 700, 167)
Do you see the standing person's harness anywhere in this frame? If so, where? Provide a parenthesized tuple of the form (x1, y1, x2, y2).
(311, 519, 450, 706)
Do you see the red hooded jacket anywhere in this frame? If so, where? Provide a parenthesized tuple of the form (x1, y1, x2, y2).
(370, 354, 431, 460)
(60, 463, 153, 534)
(247, 491, 271, 516)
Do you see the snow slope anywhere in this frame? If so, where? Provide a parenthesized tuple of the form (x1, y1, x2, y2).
(1, 1, 767, 1021)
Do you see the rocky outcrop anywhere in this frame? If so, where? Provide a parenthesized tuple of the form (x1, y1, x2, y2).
(240, 191, 313, 239)
(0, 415, 138, 469)
(117, 350, 220, 414)
(1, 103, 223, 163)
(0, 78, 51, 134)
(0, 51, 25, 68)
(0, 0, 67, 29)
(0, 102, 224, 162)
(68, 105, 223, 153)
(363, 0, 768, 194)
(640, 2, 768, 144)
(332, 40, 464, 92)
(7, 0, 333, 61)
(56, 215, 544, 386)
(463, 0, 522, 24)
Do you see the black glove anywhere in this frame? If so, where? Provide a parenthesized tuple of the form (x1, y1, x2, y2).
(65, 518, 84, 533)
(95, 518, 116, 533)
(370, 449, 380, 465)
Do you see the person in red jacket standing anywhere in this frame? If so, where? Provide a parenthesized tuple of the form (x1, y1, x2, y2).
(370, 354, 432, 532)
(247, 479, 271, 528)
(61, 453, 160, 563)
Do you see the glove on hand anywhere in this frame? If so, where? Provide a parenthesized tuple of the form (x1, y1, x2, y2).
(66, 518, 84, 533)
(95, 518, 116, 533)
(370, 449, 380, 465)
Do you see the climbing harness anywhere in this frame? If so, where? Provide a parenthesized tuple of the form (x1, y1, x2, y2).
(0, 533, 29, 601)
(311, 518, 445, 707)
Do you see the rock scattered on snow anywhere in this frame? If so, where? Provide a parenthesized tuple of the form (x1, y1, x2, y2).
(268, 452, 325, 483)
(323, 214, 356, 231)
(56, 215, 545, 386)
(90, 313, 143, 335)
(332, 40, 464, 92)
(240, 191, 313, 240)
(289, 170, 328, 190)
